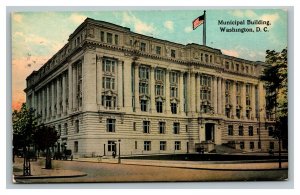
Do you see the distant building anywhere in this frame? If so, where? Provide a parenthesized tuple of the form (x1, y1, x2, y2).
(25, 18, 283, 157)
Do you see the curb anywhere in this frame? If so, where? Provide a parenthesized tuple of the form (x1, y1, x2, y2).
(74, 159, 288, 171)
(14, 173, 87, 180)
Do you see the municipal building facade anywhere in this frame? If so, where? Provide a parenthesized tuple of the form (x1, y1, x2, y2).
(25, 18, 282, 157)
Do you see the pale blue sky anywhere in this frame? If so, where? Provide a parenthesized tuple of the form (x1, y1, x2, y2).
(12, 9, 287, 109)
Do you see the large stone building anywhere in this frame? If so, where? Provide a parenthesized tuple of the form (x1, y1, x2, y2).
(25, 18, 283, 157)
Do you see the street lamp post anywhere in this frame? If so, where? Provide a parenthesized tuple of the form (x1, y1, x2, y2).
(118, 139, 121, 164)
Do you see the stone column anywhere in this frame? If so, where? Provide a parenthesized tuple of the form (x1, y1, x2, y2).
(117, 60, 123, 109)
(96, 55, 102, 108)
(134, 63, 140, 112)
(179, 71, 185, 115)
(241, 82, 246, 119)
(41, 89, 44, 120)
(46, 85, 50, 120)
(221, 78, 226, 115)
(213, 76, 218, 115)
(150, 66, 156, 113)
(165, 69, 170, 114)
(196, 73, 201, 113)
(56, 77, 61, 116)
(231, 81, 236, 118)
(51, 81, 55, 118)
(72, 64, 77, 111)
(217, 77, 222, 115)
(186, 71, 191, 113)
(68, 65, 73, 113)
(251, 84, 256, 120)
(62, 73, 66, 115)
(123, 59, 132, 112)
(190, 71, 196, 114)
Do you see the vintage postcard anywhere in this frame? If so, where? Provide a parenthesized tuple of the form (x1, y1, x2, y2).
(12, 8, 288, 183)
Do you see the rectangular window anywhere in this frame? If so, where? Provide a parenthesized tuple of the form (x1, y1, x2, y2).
(159, 121, 166, 134)
(144, 141, 151, 151)
(173, 122, 180, 134)
(133, 122, 136, 131)
(156, 46, 161, 55)
(225, 81, 231, 91)
(108, 141, 116, 152)
(225, 61, 229, 69)
(228, 125, 233, 136)
(258, 141, 261, 149)
(246, 97, 251, 106)
(250, 142, 255, 150)
(139, 82, 148, 94)
(269, 142, 274, 150)
(238, 126, 244, 136)
(103, 77, 115, 90)
(155, 69, 164, 81)
(64, 123, 68, 135)
(107, 33, 112, 44)
(100, 31, 104, 42)
(103, 59, 116, 73)
(140, 42, 146, 52)
(160, 141, 166, 151)
(246, 110, 250, 119)
(186, 125, 188, 132)
(106, 118, 116, 132)
(156, 101, 163, 113)
(171, 103, 177, 114)
(143, 121, 150, 133)
(139, 66, 149, 79)
(268, 127, 274, 136)
(240, 142, 244, 149)
(226, 108, 230, 118)
(135, 141, 137, 150)
(57, 124, 61, 136)
(170, 72, 178, 83)
(171, 49, 176, 58)
(141, 100, 148, 112)
(75, 120, 79, 133)
(170, 86, 178, 98)
(175, 141, 181, 150)
(236, 109, 240, 119)
(246, 84, 251, 94)
(114, 34, 119, 45)
(74, 141, 78, 153)
(155, 84, 164, 96)
(236, 64, 240, 71)
(248, 126, 254, 136)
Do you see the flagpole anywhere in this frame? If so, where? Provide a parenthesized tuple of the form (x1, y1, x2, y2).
(203, 10, 206, 46)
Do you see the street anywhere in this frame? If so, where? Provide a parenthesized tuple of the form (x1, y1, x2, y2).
(14, 159, 288, 183)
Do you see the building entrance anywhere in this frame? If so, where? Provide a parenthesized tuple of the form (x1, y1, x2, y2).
(205, 123, 215, 142)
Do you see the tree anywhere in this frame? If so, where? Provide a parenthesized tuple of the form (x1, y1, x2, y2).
(33, 125, 60, 169)
(260, 48, 288, 168)
(12, 103, 38, 175)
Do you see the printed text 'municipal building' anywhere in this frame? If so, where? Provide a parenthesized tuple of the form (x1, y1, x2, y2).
(25, 18, 283, 157)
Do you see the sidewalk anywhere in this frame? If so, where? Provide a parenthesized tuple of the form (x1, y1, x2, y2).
(75, 157, 288, 171)
(13, 158, 87, 180)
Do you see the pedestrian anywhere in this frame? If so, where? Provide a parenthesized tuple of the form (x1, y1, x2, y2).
(112, 151, 116, 158)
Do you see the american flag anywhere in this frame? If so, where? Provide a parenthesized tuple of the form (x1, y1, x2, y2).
(193, 14, 205, 30)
